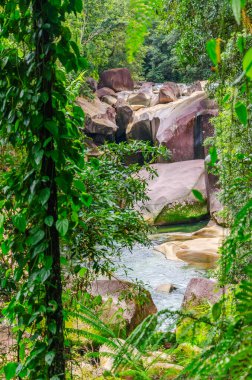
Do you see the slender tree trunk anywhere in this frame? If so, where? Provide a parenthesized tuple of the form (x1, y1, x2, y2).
(33, 1, 65, 378)
(44, 158, 65, 379)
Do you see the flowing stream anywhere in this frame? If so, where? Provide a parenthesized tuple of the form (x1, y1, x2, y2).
(116, 221, 209, 312)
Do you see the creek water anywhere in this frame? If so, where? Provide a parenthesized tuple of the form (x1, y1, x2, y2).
(116, 220, 209, 312)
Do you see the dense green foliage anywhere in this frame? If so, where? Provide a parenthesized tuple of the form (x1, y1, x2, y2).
(1, 0, 252, 379)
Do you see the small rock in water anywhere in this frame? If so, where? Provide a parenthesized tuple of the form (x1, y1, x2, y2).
(155, 283, 177, 293)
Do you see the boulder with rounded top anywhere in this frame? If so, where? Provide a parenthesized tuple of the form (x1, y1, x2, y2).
(98, 68, 134, 92)
(138, 160, 208, 226)
(76, 96, 118, 137)
(90, 279, 157, 334)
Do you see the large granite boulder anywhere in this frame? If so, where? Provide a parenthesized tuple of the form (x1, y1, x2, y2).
(138, 160, 208, 225)
(128, 91, 151, 107)
(127, 91, 218, 162)
(175, 238, 220, 269)
(182, 278, 224, 309)
(156, 92, 217, 161)
(176, 278, 228, 347)
(96, 87, 117, 100)
(102, 95, 117, 106)
(98, 68, 134, 92)
(159, 82, 180, 104)
(89, 279, 157, 335)
(180, 81, 203, 96)
(115, 99, 134, 142)
(76, 97, 118, 139)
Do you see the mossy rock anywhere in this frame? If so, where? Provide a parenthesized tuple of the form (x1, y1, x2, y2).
(147, 364, 183, 379)
(172, 342, 201, 366)
(176, 301, 211, 348)
(154, 201, 208, 226)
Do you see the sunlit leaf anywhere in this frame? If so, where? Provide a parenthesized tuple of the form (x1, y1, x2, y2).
(4, 363, 18, 380)
(206, 39, 218, 66)
(231, 0, 241, 25)
(56, 219, 69, 236)
(243, 47, 252, 79)
(212, 301, 222, 321)
(192, 189, 205, 203)
(235, 101, 248, 125)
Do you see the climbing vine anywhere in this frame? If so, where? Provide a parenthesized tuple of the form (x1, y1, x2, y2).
(0, 0, 88, 378)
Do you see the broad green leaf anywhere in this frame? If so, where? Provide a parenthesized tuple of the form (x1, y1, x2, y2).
(90, 157, 100, 169)
(2, 241, 10, 255)
(231, 0, 241, 24)
(32, 241, 48, 257)
(56, 219, 69, 236)
(73, 105, 84, 120)
(191, 189, 205, 203)
(80, 193, 93, 207)
(55, 173, 72, 192)
(243, 48, 252, 79)
(206, 39, 218, 66)
(49, 0, 61, 6)
(235, 101, 248, 125)
(78, 267, 87, 277)
(71, 211, 79, 223)
(4, 362, 18, 380)
(237, 36, 245, 53)
(12, 214, 26, 233)
(38, 188, 50, 206)
(45, 256, 53, 270)
(0, 214, 4, 228)
(27, 230, 45, 246)
(45, 121, 58, 137)
(45, 216, 54, 226)
(209, 146, 218, 166)
(73, 179, 86, 192)
(60, 257, 68, 265)
(40, 92, 49, 103)
(48, 320, 57, 334)
(39, 268, 51, 283)
(45, 351, 56, 366)
(74, 0, 83, 13)
(212, 301, 222, 321)
(34, 149, 44, 165)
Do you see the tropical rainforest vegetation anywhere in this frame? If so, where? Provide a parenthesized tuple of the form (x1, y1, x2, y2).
(0, 0, 251, 379)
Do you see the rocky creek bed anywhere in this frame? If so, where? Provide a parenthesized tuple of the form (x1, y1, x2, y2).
(116, 221, 209, 312)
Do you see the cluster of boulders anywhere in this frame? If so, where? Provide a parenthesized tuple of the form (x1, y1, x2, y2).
(78, 68, 222, 225)
(79, 68, 217, 159)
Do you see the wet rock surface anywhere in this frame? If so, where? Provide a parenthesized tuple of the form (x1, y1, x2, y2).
(154, 224, 228, 269)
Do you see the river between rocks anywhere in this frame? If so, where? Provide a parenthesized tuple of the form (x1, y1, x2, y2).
(116, 220, 209, 312)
